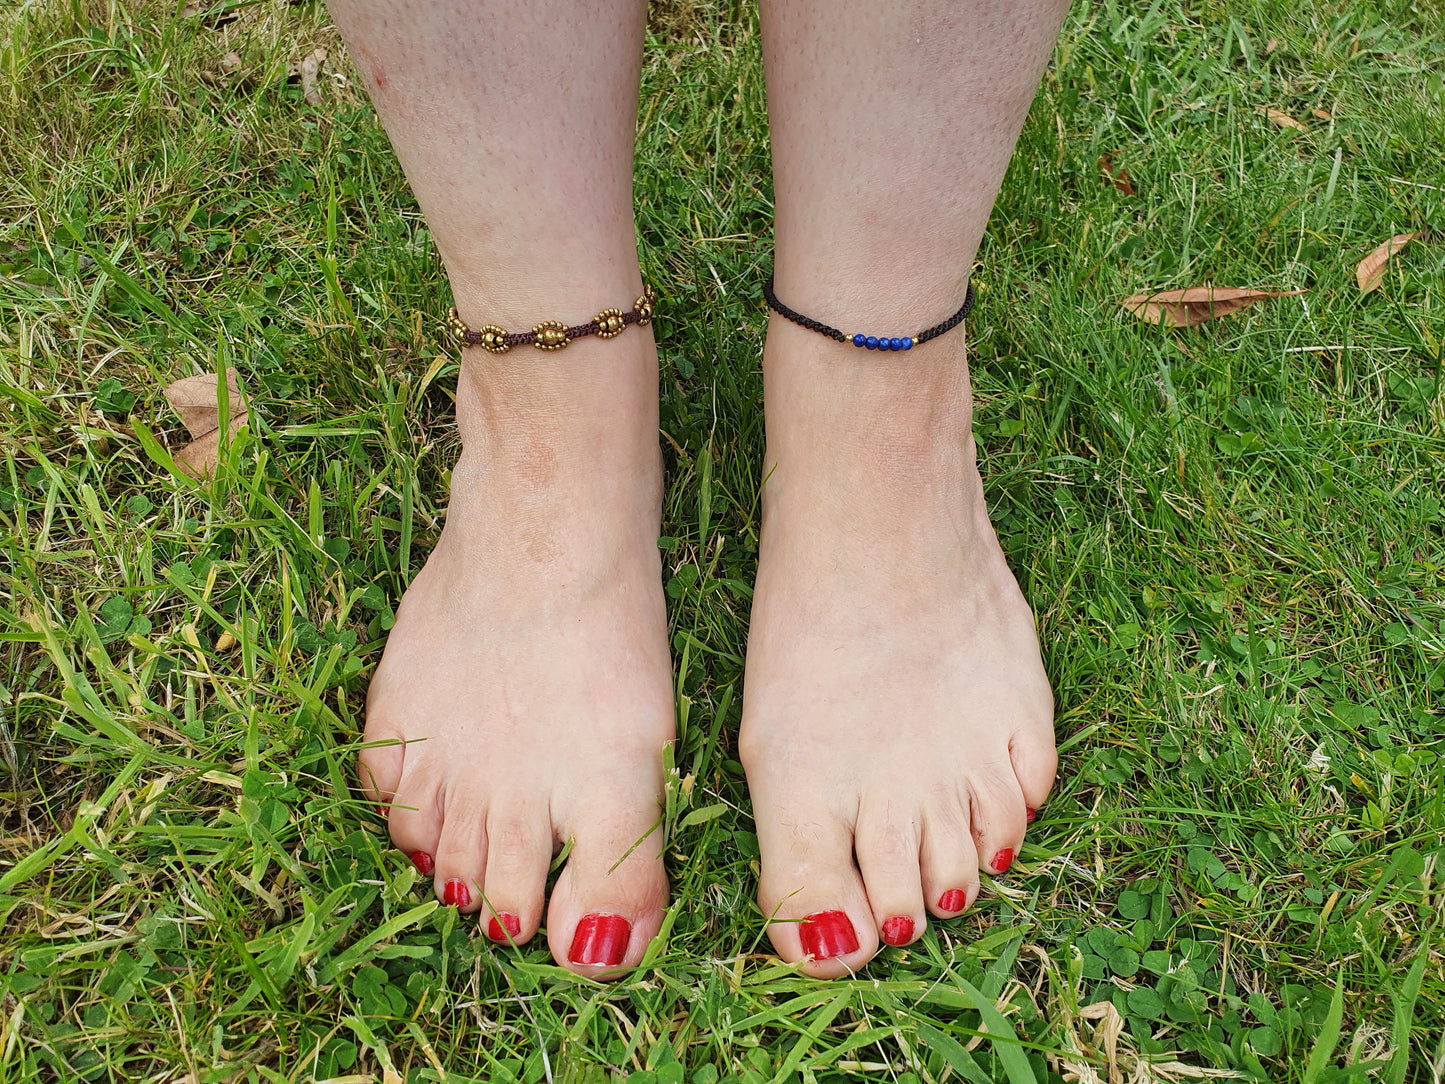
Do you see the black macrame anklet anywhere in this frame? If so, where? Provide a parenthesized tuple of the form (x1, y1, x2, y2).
(762, 274, 975, 351)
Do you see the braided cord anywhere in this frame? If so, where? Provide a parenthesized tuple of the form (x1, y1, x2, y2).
(762, 274, 975, 348)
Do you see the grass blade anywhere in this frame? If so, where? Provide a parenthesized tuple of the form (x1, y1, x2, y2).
(1303, 972, 1345, 1084)
(1385, 949, 1428, 1084)
(952, 975, 1039, 1084)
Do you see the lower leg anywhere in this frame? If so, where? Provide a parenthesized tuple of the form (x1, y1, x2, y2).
(328, 0, 672, 977)
(743, 0, 1068, 976)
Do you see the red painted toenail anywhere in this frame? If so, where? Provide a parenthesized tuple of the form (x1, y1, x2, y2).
(881, 916, 915, 946)
(569, 913, 630, 966)
(799, 911, 859, 960)
(1025, 806, 1036, 823)
(375, 803, 388, 818)
(991, 848, 1015, 873)
(441, 879, 470, 908)
(409, 851, 434, 876)
(937, 888, 967, 912)
(488, 912, 522, 943)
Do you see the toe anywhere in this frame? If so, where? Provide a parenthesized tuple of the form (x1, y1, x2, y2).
(968, 768, 1029, 878)
(357, 727, 406, 817)
(757, 801, 878, 977)
(386, 777, 442, 880)
(547, 794, 668, 978)
(920, 794, 980, 918)
(480, 802, 552, 945)
(1009, 727, 1057, 818)
(432, 794, 487, 913)
(853, 796, 926, 947)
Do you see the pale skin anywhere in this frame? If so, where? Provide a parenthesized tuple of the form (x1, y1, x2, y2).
(329, 0, 1070, 978)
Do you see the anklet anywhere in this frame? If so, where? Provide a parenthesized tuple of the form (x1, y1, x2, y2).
(446, 284, 657, 354)
(762, 274, 974, 350)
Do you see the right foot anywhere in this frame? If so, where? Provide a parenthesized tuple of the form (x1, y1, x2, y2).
(358, 326, 673, 977)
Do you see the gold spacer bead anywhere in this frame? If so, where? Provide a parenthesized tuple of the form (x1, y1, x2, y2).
(595, 307, 625, 338)
(532, 321, 570, 351)
(478, 325, 510, 354)
(633, 284, 656, 326)
(446, 307, 470, 346)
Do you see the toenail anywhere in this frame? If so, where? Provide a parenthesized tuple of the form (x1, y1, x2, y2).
(409, 851, 434, 876)
(799, 911, 860, 960)
(488, 912, 522, 943)
(991, 848, 1014, 874)
(881, 916, 915, 946)
(374, 803, 388, 818)
(569, 913, 631, 967)
(937, 888, 967, 912)
(1025, 806, 1036, 823)
(441, 879, 469, 907)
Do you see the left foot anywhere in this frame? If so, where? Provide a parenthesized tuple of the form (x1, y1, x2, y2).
(739, 315, 1057, 977)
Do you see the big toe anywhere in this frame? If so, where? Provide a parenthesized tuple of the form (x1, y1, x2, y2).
(756, 799, 878, 978)
(547, 791, 668, 978)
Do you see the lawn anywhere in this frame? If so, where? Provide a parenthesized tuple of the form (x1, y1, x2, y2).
(2, 0, 1443, 1080)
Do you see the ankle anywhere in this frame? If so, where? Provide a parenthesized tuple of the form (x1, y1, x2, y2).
(762, 317, 977, 479)
(453, 335, 661, 467)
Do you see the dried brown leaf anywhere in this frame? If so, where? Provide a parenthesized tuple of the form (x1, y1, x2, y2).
(1264, 107, 1307, 131)
(301, 47, 327, 105)
(163, 370, 244, 438)
(175, 415, 248, 479)
(1120, 286, 1307, 327)
(1355, 231, 1423, 294)
(221, 51, 242, 72)
(1265, 37, 1279, 53)
(1311, 108, 1332, 120)
(1097, 155, 1136, 196)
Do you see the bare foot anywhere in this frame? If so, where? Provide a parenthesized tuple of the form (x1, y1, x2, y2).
(358, 335, 673, 977)
(740, 317, 1056, 977)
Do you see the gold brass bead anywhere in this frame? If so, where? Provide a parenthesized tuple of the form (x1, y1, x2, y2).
(633, 284, 656, 325)
(532, 321, 570, 351)
(595, 307, 626, 338)
(477, 325, 510, 353)
(446, 307, 470, 345)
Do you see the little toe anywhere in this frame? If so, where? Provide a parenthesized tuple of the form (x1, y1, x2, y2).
(432, 796, 487, 913)
(547, 802, 668, 978)
(480, 803, 552, 945)
(854, 800, 926, 947)
(920, 799, 980, 918)
(357, 729, 406, 817)
(968, 771, 1029, 878)
(757, 806, 879, 977)
(1009, 729, 1058, 818)
(386, 779, 442, 880)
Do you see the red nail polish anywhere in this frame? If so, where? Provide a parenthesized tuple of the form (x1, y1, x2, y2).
(488, 912, 522, 943)
(374, 803, 388, 818)
(569, 913, 630, 966)
(937, 888, 967, 912)
(1025, 807, 1036, 823)
(799, 911, 859, 960)
(881, 916, 915, 946)
(441, 879, 469, 908)
(991, 848, 1015, 874)
(409, 851, 434, 876)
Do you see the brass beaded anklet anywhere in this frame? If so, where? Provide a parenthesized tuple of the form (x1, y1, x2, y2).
(446, 284, 657, 354)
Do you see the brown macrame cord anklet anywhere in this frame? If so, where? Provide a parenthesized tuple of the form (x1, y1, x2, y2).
(446, 285, 657, 354)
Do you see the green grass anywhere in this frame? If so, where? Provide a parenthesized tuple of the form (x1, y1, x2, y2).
(2, 0, 1444, 1080)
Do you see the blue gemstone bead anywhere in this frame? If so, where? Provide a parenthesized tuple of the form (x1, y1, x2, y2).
(902, 337, 913, 349)
(865, 336, 878, 349)
(890, 337, 903, 350)
(853, 333, 865, 346)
